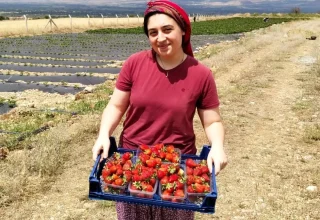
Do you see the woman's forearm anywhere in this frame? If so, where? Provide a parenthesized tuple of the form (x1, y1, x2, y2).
(204, 121, 225, 149)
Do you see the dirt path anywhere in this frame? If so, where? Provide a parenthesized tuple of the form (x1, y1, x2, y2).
(1, 19, 319, 219)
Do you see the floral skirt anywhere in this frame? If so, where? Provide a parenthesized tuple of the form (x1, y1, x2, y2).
(116, 202, 195, 220)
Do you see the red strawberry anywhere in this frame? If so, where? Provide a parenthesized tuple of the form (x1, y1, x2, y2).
(122, 152, 132, 161)
(193, 167, 202, 176)
(116, 168, 123, 176)
(194, 183, 205, 193)
(149, 177, 156, 187)
(200, 165, 209, 174)
(160, 176, 169, 185)
(175, 180, 184, 190)
(132, 174, 141, 182)
(174, 189, 185, 197)
(114, 178, 123, 186)
(166, 145, 175, 153)
(165, 153, 173, 162)
(157, 169, 166, 180)
(187, 185, 195, 193)
(186, 158, 197, 168)
(201, 173, 210, 182)
(186, 167, 193, 175)
(146, 159, 156, 168)
(102, 169, 110, 179)
(123, 171, 132, 182)
(168, 174, 179, 183)
(139, 144, 150, 151)
(186, 175, 194, 185)
(162, 189, 172, 200)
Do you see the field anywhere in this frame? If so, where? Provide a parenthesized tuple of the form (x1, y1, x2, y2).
(0, 15, 320, 219)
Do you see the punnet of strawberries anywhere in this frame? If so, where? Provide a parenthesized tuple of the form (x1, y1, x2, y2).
(185, 158, 212, 204)
(100, 151, 134, 194)
(138, 143, 181, 163)
(158, 163, 186, 203)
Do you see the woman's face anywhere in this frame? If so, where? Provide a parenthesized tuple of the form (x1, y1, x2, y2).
(147, 13, 185, 58)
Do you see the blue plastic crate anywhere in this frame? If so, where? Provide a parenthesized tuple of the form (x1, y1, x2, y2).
(89, 137, 218, 213)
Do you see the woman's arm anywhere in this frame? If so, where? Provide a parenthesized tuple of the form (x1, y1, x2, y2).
(197, 107, 227, 175)
(92, 88, 130, 160)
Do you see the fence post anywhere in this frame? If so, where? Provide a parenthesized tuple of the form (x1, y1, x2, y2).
(127, 14, 129, 25)
(116, 14, 118, 26)
(69, 14, 72, 32)
(87, 14, 90, 27)
(137, 14, 140, 23)
(101, 13, 104, 26)
(23, 15, 28, 33)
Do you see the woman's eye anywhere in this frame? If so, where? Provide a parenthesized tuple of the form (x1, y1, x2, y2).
(164, 28, 172, 33)
(149, 31, 157, 36)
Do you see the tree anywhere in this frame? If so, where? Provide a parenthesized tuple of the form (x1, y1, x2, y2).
(291, 7, 301, 14)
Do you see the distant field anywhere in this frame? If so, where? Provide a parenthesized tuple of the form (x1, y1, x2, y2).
(87, 17, 305, 35)
(0, 17, 143, 38)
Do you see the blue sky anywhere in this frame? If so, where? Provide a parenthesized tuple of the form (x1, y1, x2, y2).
(0, 0, 319, 13)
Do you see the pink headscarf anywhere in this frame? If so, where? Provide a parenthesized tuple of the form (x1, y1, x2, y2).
(144, 0, 194, 57)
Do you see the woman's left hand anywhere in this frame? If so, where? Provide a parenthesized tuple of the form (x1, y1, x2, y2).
(207, 146, 227, 176)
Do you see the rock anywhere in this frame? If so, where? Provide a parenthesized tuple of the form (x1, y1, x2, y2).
(306, 186, 317, 192)
(84, 87, 93, 93)
(0, 147, 9, 160)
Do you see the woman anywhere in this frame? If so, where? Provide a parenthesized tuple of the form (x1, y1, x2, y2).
(92, 1, 227, 219)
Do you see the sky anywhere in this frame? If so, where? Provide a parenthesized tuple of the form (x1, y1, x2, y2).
(0, 0, 319, 7)
(0, 0, 319, 12)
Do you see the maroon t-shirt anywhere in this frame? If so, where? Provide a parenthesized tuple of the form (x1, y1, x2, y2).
(116, 50, 219, 154)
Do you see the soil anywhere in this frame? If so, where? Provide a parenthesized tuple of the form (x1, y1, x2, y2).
(0, 18, 319, 219)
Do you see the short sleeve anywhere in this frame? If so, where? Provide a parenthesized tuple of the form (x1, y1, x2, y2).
(115, 59, 132, 92)
(196, 72, 220, 109)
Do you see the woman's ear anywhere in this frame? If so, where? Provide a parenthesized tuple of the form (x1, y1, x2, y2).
(182, 31, 185, 36)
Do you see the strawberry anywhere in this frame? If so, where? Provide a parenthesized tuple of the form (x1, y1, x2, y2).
(144, 184, 154, 192)
(102, 169, 110, 179)
(109, 165, 117, 174)
(157, 169, 166, 180)
(139, 144, 150, 151)
(123, 171, 132, 182)
(174, 189, 185, 198)
(165, 153, 173, 162)
(160, 176, 169, 185)
(186, 167, 193, 175)
(186, 175, 194, 185)
(114, 178, 124, 186)
(201, 173, 210, 182)
(132, 174, 141, 182)
(166, 145, 175, 153)
(193, 167, 202, 176)
(194, 183, 205, 193)
(146, 159, 156, 168)
(165, 183, 174, 193)
(186, 158, 197, 168)
(122, 152, 133, 161)
(116, 168, 123, 176)
(168, 174, 179, 183)
(204, 184, 211, 193)
(187, 185, 195, 193)
(154, 143, 164, 151)
(175, 180, 185, 190)
(200, 165, 209, 174)
(149, 177, 156, 187)
(159, 151, 166, 159)
(162, 189, 172, 200)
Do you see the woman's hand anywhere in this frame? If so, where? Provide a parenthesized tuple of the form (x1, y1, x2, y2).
(207, 146, 227, 176)
(92, 136, 110, 161)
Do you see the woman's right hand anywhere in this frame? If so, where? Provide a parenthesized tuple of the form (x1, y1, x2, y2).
(92, 136, 110, 161)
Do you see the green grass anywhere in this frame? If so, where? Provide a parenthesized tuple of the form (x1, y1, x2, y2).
(304, 124, 320, 142)
(86, 17, 304, 35)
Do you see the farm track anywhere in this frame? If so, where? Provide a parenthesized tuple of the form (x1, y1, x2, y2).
(0, 19, 319, 219)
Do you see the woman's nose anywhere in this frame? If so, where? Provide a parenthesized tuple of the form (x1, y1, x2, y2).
(157, 31, 166, 42)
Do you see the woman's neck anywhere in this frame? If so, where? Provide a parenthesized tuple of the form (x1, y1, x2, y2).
(157, 50, 186, 70)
